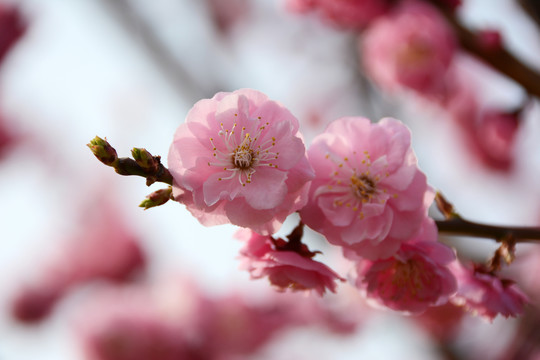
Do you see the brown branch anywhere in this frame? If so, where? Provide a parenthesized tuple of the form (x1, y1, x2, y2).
(436, 217, 540, 242)
(431, 1, 540, 99)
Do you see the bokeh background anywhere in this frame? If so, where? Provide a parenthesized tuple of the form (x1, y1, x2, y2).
(2, 0, 540, 359)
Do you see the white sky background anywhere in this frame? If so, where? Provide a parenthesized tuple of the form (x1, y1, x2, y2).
(0, 0, 539, 359)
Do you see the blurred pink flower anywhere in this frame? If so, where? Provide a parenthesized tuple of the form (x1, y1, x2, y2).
(77, 278, 354, 360)
(168, 89, 314, 235)
(236, 228, 344, 296)
(449, 261, 529, 321)
(361, 1, 456, 94)
(300, 117, 433, 260)
(355, 234, 457, 315)
(77, 288, 190, 360)
(473, 109, 519, 171)
(12, 199, 145, 323)
(413, 302, 466, 342)
(286, 0, 392, 29)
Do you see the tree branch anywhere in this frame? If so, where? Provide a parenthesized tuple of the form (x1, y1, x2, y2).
(436, 217, 540, 243)
(431, 1, 540, 99)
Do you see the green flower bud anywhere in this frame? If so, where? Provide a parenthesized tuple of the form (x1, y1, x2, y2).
(87, 136, 118, 166)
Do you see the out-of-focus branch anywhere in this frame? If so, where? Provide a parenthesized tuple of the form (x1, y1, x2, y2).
(100, 0, 205, 103)
(518, 0, 540, 29)
(430, 1, 540, 99)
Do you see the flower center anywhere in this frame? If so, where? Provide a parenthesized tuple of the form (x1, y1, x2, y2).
(207, 115, 280, 187)
(351, 174, 377, 200)
(318, 149, 397, 220)
(233, 147, 254, 169)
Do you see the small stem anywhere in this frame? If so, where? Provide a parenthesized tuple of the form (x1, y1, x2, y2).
(436, 217, 540, 242)
(114, 157, 173, 186)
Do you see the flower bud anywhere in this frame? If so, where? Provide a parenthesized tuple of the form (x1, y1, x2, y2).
(87, 136, 118, 166)
(139, 187, 172, 210)
(131, 148, 159, 173)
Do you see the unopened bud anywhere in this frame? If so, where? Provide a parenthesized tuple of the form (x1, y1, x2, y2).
(87, 136, 118, 166)
(139, 186, 172, 210)
(131, 148, 158, 173)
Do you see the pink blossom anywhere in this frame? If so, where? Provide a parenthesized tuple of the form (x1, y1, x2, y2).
(300, 116, 433, 260)
(473, 109, 520, 171)
(286, 0, 392, 29)
(449, 261, 529, 321)
(442, 78, 520, 171)
(236, 229, 344, 296)
(168, 89, 314, 235)
(355, 236, 457, 314)
(361, 1, 456, 94)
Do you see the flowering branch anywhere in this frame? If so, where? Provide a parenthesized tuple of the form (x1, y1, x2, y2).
(431, 0, 540, 98)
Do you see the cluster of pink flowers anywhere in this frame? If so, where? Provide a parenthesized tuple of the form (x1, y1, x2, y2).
(167, 88, 529, 320)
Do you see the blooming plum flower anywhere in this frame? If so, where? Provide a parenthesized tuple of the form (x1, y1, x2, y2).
(236, 228, 344, 296)
(168, 89, 314, 235)
(355, 225, 457, 314)
(449, 261, 529, 321)
(300, 116, 433, 260)
(361, 1, 456, 94)
(286, 0, 392, 29)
